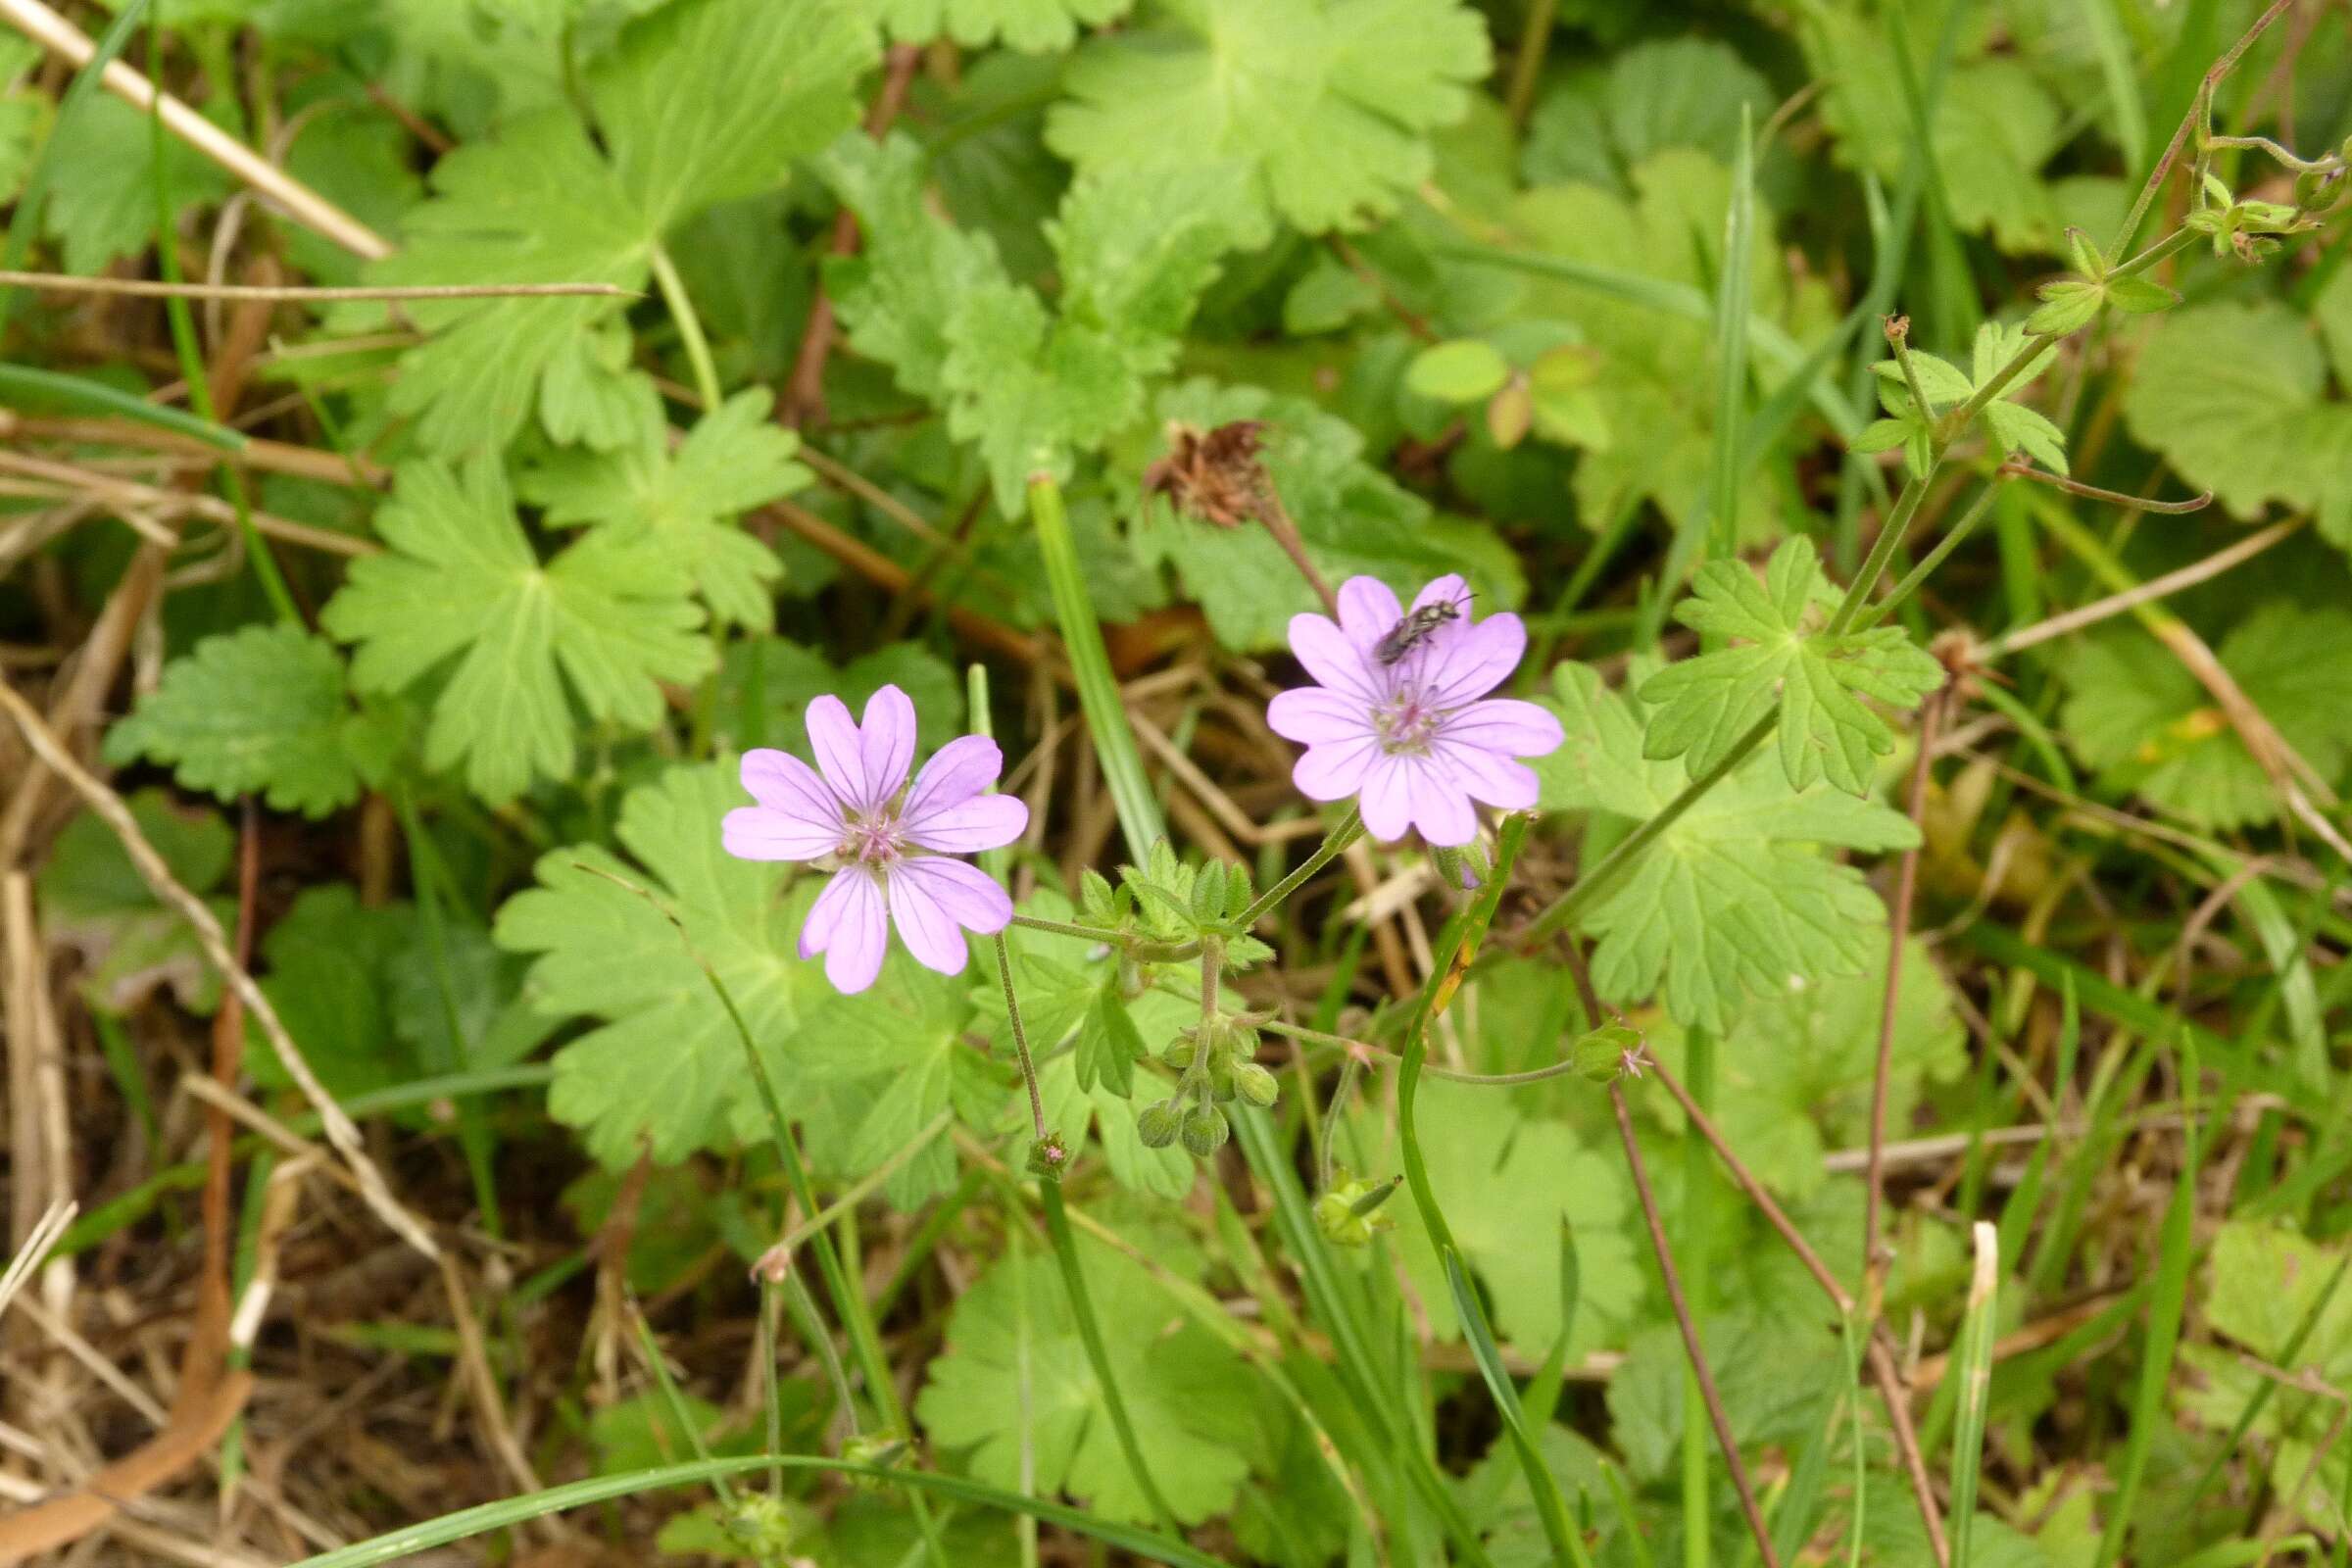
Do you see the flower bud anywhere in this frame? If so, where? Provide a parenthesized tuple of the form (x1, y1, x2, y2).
(1313, 1169, 1399, 1247)
(1233, 1061, 1280, 1107)
(1206, 1054, 1235, 1101)
(1137, 1102, 1180, 1149)
(1570, 1023, 1645, 1082)
(1160, 1036, 1195, 1070)
(1180, 1103, 1230, 1157)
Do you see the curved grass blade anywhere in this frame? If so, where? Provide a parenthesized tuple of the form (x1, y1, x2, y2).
(0, 364, 246, 450)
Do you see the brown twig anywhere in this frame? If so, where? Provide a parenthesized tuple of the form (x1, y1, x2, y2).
(1982, 516, 2304, 660)
(762, 497, 1046, 667)
(1864, 688, 1943, 1308)
(784, 44, 924, 426)
(1607, 1082, 1783, 1568)
(0, 270, 632, 301)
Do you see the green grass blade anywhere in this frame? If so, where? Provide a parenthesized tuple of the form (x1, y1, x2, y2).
(281, 1455, 1233, 1568)
(1707, 106, 1754, 566)
(1947, 1224, 1999, 1565)
(0, 363, 246, 449)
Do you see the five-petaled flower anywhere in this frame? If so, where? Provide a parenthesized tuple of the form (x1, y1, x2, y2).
(1266, 575, 1562, 845)
(721, 685, 1027, 994)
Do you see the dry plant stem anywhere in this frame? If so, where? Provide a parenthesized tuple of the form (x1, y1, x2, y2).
(0, 270, 628, 301)
(1253, 488, 1339, 616)
(764, 498, 1046, 666)
(1606, 1081, 1782, 1568)
(0, 451, 377, 556)
(1641, 1051, 1951, 1565)
(1863, 688, 1942, 1308)
(0, 415, 381, 487)
(0, 0, 390, 260)
(0, 678, 440, 1261)
(1983, 515, 2305, 660)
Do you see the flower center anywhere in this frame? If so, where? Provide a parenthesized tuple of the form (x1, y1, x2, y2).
(1373, 690, 1441, 756)
(839, 808, 907, 868)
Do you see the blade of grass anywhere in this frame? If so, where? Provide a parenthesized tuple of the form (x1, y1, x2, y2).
(2183, 1250, 2352, 1513)
(0, 364, 246, 448)
(2092, 1029, 2202, 1568)
(1947, 1224, 1999, 1563)
(283, 1454, 1231, 1568)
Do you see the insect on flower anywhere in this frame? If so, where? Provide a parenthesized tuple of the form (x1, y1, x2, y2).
(719, 684, 1026, 994)
(1267, 575, 1563, 847)
(1372, 598, 1464, 665)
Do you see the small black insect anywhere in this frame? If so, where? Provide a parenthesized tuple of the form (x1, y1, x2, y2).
(1373, 600, 1464, 665)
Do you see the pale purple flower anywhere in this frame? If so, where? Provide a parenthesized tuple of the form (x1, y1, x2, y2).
(1266, 575, 1562, 847)
(721, 684, 1027, 994)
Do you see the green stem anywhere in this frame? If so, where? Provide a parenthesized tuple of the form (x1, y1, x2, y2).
(1029, 475, 1164, 860)
(1851, 474, 2006, 633)
(1237, 808, 1361, 929)
(1828, 472, 1930, 633)
(1503, 0, 1557, 128)
(994, 934, 1051, 1147)
(1006, 913, 1128, 945)
(1395, 817, 1591, 1568)
(1038, 1181, 1181, 1533)
(649, 242, 723, 415)
(1680, 1029, 1716, 1568)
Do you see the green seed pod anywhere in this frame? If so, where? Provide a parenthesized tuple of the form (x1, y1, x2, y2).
(1570, 1022, 1644, 1083)
(1180, 1102, 1230, 1157)
(1136, 1102, 1180, 1149)
(1233, 1061, 1280, 1107)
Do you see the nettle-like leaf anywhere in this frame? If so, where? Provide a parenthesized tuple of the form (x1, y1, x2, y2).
(518, 386, 805, 626)
(1640, 538, 1943, 795)
(916, 1227, 1256, 1524)
(878, 0, 1132, 52)
(2025, 229, 2178, 336)
(2054, 607, 2352, 831)
(366, 0, 874, 455)
(492, 762, 833, 1167)
(104, 624, 402, 818)
(820, 132, 1255, 511)
(1046, 0, 1491, 235)
(1132, 379, 1525, 650)
(1537, 663, 1919, 1032)
(322, 460, 711, 805)
(1856, 320, 2065, 477)
(2123, 284, 2352, 551)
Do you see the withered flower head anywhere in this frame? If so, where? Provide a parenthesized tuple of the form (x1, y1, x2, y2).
(1142, 418, 1271, 529)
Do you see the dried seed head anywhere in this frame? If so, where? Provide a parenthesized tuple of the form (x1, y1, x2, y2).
(1143, 419, 1271, 529)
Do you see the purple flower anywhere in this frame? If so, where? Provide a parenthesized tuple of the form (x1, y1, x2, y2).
(721, 684, 1027, 994)
(1266, 575, 1562, 847)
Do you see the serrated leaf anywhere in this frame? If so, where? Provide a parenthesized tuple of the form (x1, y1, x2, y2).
(1537, 663, 1920, 1031)
(916, 1224, 1254, 1523)
(366, 0, 875, 455)
(1984, 398, 2069, 473)
(322, 460, 712, 804)
(2122, 294, 2352, 551)
(103, 624, 400, 818)
(877, 0, 1132, 51)
(492, 762, 835, 1166)
(2025, 278, 2103, 336)
(244, 885, 414, 1101)
(1047, 0, 1490, 235)
(518, 386, 803, 626)
(1640, 538, 1945, 795)
(2054, 607, 2352, 831)
(2104, 274, 2177, 315)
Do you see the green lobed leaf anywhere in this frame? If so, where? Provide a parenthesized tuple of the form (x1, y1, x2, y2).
(322, 459, 712, 805)
(35, 791, 232, 1016)
(877, 0, 1133, 51)
(1537, 662, 1920, 1031)
(1641, 537, 1945, 795)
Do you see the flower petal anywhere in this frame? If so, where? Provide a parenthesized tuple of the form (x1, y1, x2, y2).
(1336, 575, 1403, 647)
(886, 862, 971, 975)
(899, 857, 1014, 936)
(1294, 735, 1378, 802)
(721, 805, 838, 861)
(741, 747, 842, 820)
(1267, 687, 1374, 746)
(1288, 613, 1384, 706)
(805, 695, 868, 809)
(1407, 757, 1480, 847)
(1409, 574, 1473, 616)
(801, 868, 888, 995)
(1435, 741, 1540, 810)
(1442, 697, 1564, 759)
(905, 734, 1003, 823)
(1358, 753, 1416, 841)
(1416, 612, 1527, 709)
(905, 794, 1028, 854)
(858, 684, 917, 807)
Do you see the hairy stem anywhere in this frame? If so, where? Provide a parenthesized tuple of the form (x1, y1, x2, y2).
(1037, 1181, 1181, 1532)
(1237, 807, 1362, 929)
(993, 935, 1050, 1147)
(1863, 689, 1942, 1310)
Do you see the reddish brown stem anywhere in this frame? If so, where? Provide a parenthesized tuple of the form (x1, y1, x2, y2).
(783, 45, 923, 426)
(1864, 687, 1942, 1309)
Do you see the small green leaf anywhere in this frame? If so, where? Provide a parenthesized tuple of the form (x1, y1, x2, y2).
(2104, 274, 2179, 315)
(1405, 339, 1511, 403)
(2025, 278, 2102, 336)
